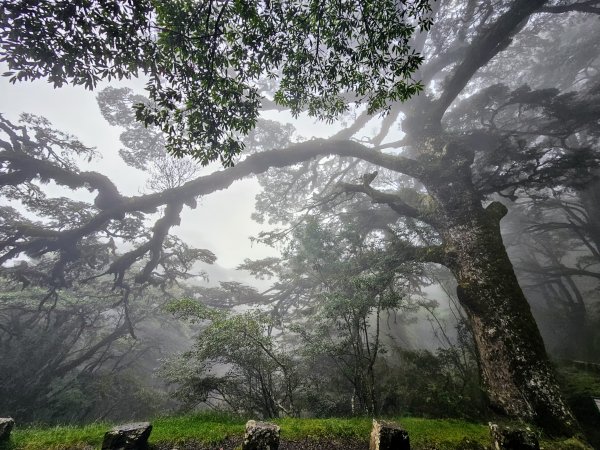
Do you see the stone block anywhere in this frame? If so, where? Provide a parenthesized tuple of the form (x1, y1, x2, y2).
(102, 422, 153, 450)
(242, 420, 280, 450)
(370, 419, 410, 450)
(0, 418, 14, 441)
(489, 423, 539, 450)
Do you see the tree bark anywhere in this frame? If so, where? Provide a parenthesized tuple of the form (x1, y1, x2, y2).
(431, 179, 578, 435)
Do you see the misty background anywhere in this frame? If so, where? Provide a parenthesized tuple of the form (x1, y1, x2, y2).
(0, 1, 599, 443)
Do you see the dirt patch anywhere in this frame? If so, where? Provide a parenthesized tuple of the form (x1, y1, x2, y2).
(279, 438, 368, 450)
(153, 437, 368, 450)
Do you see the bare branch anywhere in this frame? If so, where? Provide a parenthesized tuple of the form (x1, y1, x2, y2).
(332, 109, 374, 140)
(430, 0, 547, 125)
(1, 138, 427, 286)
(538, 1, 600, 14)
(337, 181, 430, 224)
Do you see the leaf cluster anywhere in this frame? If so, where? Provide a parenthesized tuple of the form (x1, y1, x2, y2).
(1, 0, 432, 165)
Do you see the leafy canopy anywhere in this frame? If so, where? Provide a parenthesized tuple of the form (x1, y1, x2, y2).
(0, 0, 433, 166)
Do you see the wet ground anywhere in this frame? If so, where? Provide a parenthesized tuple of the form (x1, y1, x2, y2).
(154, 437, 368, 449)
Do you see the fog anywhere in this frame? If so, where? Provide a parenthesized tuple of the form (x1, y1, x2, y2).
(0, 1, 599, 443)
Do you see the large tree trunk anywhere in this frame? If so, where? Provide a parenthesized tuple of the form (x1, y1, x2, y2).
(410, 134, 580, 435)
(439, 196, 577, 435)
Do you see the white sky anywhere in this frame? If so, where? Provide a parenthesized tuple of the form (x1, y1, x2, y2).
(0, 74, 286, 275)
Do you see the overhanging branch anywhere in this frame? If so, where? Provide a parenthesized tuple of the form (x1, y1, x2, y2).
(337, 181, 434, 225)
(2, 139, 426, 286)
(430, 0, 547, 124)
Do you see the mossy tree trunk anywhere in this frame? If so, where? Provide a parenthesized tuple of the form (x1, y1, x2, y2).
(444, 204, 576, 434)
(420, 139, 578, 435)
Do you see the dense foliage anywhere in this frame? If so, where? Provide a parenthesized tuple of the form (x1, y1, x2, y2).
(0, 0, 432, 165)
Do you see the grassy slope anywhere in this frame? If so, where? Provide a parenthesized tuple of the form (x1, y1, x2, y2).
(0, 414, 591, 450)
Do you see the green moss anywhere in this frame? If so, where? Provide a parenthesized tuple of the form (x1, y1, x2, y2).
(399, 418, 489, 449)
(556, 362, 600, 448)
(541, 437, 591, 450)
(274, 417, 369, 440)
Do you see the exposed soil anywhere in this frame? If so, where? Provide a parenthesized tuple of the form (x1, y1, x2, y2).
(153, 437, 369, 450)
(151, 437, 493, 450)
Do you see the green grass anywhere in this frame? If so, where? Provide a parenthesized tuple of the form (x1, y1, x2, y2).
(397, 418, 489, 448)
(151, 412, 245, 444)
(274, 416, 370, 440)
(0, 414, 592, 450)
(0, 422, 108, 450)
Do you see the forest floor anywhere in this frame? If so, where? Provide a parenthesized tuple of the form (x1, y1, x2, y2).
(152, 436, 368, 449)
(0, 414, 592, 450)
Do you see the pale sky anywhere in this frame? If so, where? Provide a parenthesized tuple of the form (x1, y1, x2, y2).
(0, 73, 284, 277)
(0, 69, 396, 285)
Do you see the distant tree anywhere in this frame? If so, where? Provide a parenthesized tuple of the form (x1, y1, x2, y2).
(0, 0, 432, 165)
(503, 190, 600, 361)
(161, 299, 299, 419)
(0, 111, 215, 422)
(0, 272, 179, 423)
(393, 273, 484, 419)
(2, 0, 600, 435)
(241, 214, 481, 418)
(266, 219, 412, 416)
(182, 218, 477, 419)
